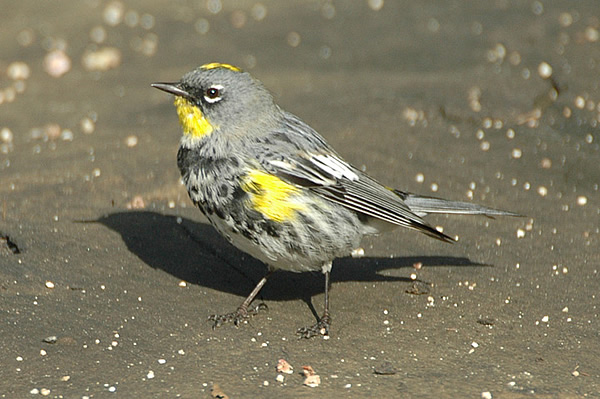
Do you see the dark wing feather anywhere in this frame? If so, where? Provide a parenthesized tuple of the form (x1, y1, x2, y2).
(258, 113, 454, 242)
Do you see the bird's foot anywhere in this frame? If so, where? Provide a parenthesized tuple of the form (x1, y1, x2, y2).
(208, 303, 267, 329)
(296, 314, 331, 339)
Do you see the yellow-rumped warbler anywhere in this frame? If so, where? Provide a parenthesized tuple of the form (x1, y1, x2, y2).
(152, 63, 518, 338)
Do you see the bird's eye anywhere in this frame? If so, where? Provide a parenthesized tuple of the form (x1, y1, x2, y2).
(204, 85, 223, 103)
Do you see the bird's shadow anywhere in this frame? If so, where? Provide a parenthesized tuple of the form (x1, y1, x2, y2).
(94, 211, 488, 304)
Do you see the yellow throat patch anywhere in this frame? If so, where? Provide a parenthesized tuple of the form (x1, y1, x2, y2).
(174, 97, 215, 138)
(242, 170, 306, 223)
(201, 63, 242, 72)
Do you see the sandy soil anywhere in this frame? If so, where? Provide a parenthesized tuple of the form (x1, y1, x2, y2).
(1, 1, 598, 397)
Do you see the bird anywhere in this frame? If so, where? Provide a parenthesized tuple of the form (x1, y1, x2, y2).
(151, 62, 518, 338)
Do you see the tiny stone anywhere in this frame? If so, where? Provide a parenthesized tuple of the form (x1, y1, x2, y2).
(126, 135, 138, 147)
(0, 128, 13, 143)
(351, 247, 365, 258)
(81, 117, 95, 134)
(537, 186, 547, 197)
(7, 62, 31, 80)
(538, 62, 552, 78)
(374, 361, 398, 375)
(42, 336, 57, 344)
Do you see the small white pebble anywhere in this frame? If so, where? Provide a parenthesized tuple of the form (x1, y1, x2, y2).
(126, 135, 138, 147)
(147, 370, 155, 379)
(263, 380, 269, 386)
(541, 315, 549, 323)
(415, 173, 425, 183)
(537, 186, 547, 197)
(40, 388, 51, 396)
(157, 358, 166, 364)
(538, 62, 552, 78)
(351, 247, 365, 258)
(344, 383, 352, 389)
(367, 0, 384, 11)
(516, 229, 526, 238)
(178, 281, 187, 287)
(471, 342, 479, 348)
(0, 127, 13, 143)
(81, 117, 95, 134)
(30, 388, 39, 395)
(45, 281, 55, 289)
(562, 307, 569, 313)
(576, 196, 587, 206)
(276, 374, 285, 383)
(481, 391, 493, 399)
(511, 148, 522, 159)
(7, 62, 31, 80)
(585, 26, 599, 42)
(178, 349, 185, 355)
(40, 349, 47, 356)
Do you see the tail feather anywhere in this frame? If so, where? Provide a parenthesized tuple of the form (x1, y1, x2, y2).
(394, 190, 521, 218)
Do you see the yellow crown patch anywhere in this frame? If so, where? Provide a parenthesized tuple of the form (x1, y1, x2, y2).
(201, 63, 242, 72)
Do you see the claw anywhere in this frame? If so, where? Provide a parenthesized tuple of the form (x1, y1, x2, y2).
(297, 315, 331, 339)
(208, 303, 267, 329)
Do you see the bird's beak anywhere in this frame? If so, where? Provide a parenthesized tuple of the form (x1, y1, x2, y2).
(151, 82, 191, 99)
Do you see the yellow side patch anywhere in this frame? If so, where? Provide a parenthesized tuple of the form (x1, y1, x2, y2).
(242, 170, 305, 223)
(174, 97, 215, 138)
(201, 63, 242, 72)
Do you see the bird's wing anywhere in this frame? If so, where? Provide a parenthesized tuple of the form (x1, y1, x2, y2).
(257, 113, 453, 242)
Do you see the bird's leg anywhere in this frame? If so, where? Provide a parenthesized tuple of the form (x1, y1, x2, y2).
(297, 266, 332, 338)
(209, 271, 271, 329)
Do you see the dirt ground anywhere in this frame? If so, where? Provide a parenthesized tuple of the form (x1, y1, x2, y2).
(1, 1, 599, 397)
